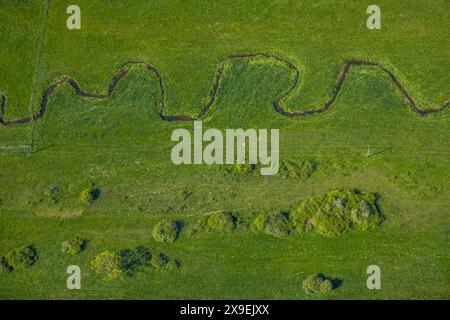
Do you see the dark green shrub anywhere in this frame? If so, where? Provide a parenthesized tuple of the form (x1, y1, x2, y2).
(261, 212, 293, 238)
(3, 245, 37, 271)
(118, 246, 152, 275)
(80, 185, 101, 204)
(62, 237, 87, 255)
(315, 212, 351, 236)
(204, 212, 238, 232)
(152, 220, 181, 242)
(183, 221, 202, 236)
(302, 274, 334, 294)
(150, 252, 180, 271)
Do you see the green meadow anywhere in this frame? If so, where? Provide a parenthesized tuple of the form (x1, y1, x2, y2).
(0, 0, 449, 299)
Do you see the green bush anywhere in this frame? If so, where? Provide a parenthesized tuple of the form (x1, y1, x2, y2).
(3, 245, 37, 271)
(118, 246, 152, 275)
(62, 237, 87, 255)
(315, 212, 351, 236)
(80, 185, 101, 204)
(90, 251, 123, 281)
(261, 212, 292, 238)
(204, 212, 238, 232)
(302, 274, 334, 294)
(152, 220, 181, 242)
(279, 159, 316, 179)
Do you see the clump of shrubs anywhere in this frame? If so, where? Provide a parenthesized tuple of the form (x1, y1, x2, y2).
(152, 220, 181, 243)
(202, 211, 239, 232)
(302, 274, 334, 294)
(1, 245, 37, 271)
(255, 212, 293, 238)
(91, 247, 180, 280)
(151, 252, 179, 271)
(255, 189, 383, 238)
(90, 251, 123, 281)
(315, 189, 382, 236)
(62, 237, 87, 255)
(118, 246, 152, 275)
(80, 184, 101, 204)
(279, 159, 316, 179)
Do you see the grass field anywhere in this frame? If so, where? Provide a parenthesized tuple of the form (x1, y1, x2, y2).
(0, 0, 449, 299)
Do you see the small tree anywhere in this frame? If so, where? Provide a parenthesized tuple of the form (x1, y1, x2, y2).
(152, 220, 180, 243)
(302, 274, 334, 294)
(205, 212, 238, 232)
(62, 237, 87, 255)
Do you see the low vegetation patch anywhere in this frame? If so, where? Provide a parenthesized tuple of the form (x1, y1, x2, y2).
(255, 189, 383, 237)
(291, 189, 383, 236)
(152, 220, 181, 242)
(43, 185, 61, 204)
(151, 252, 179, 271)
(80, 184, 101, 204)
(118, 246, 152, 275)
(91, 247, 179, 280)
(62, 237, 87, 255)
(201, 211, 239, 232)
(1, 245, 37, 271)
(225, 164, 257, 175)
(302, 274, 335, 294)
(279, 159, 317, 179)
(255, 211, 293, 238)
(90, 251, 123, 281)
